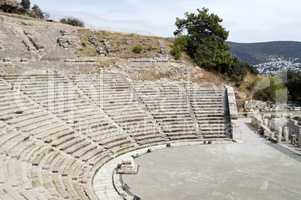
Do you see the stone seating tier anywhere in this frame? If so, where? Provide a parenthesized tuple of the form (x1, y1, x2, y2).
(0, 73, 230, 200)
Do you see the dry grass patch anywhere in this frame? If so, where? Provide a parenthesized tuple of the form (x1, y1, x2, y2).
(78, 29, 172, 58)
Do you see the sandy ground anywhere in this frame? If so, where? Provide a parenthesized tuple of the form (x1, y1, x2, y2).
(123, 119, 301, 200)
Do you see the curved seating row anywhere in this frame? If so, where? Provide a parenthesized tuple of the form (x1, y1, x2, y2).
(0, 72, 229, 200)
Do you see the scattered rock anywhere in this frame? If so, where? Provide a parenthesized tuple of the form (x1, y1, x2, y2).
(88, 35, 111, 56)
(57, 37, 72, 48)
(57, 30, 75, 48)
(60, 30, 70, 36)
(245, 100, 270, 112)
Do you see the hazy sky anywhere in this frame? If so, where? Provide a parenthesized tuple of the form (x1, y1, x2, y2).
(31, 0, 301, 43)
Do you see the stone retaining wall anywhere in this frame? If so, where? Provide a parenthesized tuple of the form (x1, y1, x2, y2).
(251, 113, 301, 149)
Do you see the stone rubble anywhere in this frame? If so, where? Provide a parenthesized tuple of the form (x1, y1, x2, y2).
(88, 35, 111, 56)
(251, 112, 301, 152)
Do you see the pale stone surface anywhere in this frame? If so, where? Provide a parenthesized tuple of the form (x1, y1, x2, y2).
(225, 85, 238, 119)
(123, 119, 301, 200)
(245, 100, 269, 112)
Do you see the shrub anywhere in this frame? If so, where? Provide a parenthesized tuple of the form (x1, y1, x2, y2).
(21, 0, 31, 11)
(170, 36, 188, 60)
(0, 1, 19, 13)
(60, 17, 85, 27)
(132, 45, 143, 54)
(30, 4, 44, 19)
(170, 46, 182, 60)
(253, 75, 287, 103)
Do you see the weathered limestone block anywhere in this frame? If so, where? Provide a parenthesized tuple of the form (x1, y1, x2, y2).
(264, 118, 269, 126)
(299, 132, 301, 147)
(225, 86, 238, 119)
(278, 127, 282, 143)
(291, 135, 297, 145)
(245, 100, 269, 112)
(270, 130, 275, 139)
(284, 127, 289, 142)
(270, 117, 287, 132)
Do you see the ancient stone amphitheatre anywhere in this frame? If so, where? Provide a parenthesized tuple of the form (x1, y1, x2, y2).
(0, 11, 301, 200)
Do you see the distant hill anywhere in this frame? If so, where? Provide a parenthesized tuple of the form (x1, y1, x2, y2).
(229, 41, 301, 73)
(229, 41, 301, 64)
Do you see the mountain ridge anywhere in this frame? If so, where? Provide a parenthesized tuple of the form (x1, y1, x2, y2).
(229, 41, 301, 65)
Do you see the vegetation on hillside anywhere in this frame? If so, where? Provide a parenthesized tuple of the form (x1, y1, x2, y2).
(60, 17, 85, 27)
(30, 4, 44, 19)
(252, 75, 287, 103)
(284, 71, 301, 101)
(240, 70, 301, 103)
(21, 0, 30, 11)
(0, 0, 46, 19)
(78, 29, 166, 58)
(172, 8, 256, 83)
(132, 45, 143, 54)
(229, 41, 301, 65)
(170, 36, 187, 60)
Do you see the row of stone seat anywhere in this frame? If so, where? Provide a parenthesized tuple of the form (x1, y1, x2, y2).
(71, 73, 169, 146)
(189, 87, 226, 138)
(0, 77, 130, 200)
(2, 74, 134, 154)
(70, 74, 227, 140)
(0, 120, 92, 200)
(0, 72, 229, 200)
(133, 81, 200, 141)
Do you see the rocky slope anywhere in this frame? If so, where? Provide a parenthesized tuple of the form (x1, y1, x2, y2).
(0, 12, 224, 86)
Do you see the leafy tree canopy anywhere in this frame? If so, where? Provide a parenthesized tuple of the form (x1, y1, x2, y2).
(253, 75, 287, 103)
(30, 4, 44, 19)
(60, 17, 85, 27)
(173, 7, 256, 83)
(286, 70, 301, 101)
(174, 8, 232, 67)
(21, 0, 30, 10)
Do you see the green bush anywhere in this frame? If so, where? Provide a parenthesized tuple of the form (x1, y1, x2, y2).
(170, 46, 182, 60)
(60, 17, 85, 27)
(170, 36, 188, 60)
(173, 7, 258, 85)
(30, 4, 44, 19)
(21, 0, 31, 11)
(253, 76, 287, 103)
(132, 45, 143, 54)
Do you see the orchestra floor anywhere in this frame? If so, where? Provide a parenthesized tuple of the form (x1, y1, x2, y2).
(123, 119, 301, 200)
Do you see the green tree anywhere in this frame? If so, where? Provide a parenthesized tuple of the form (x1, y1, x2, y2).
(173, 7, 256, 83)
(30, 4, 44, 19)
(253, 75, 287, 103)
(286, 70, 301, 101)
(174, 8, 232, 68)
(170, 36, 188, 60)
(21, 0, 31, 11)
(60, 17, 85, 27)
